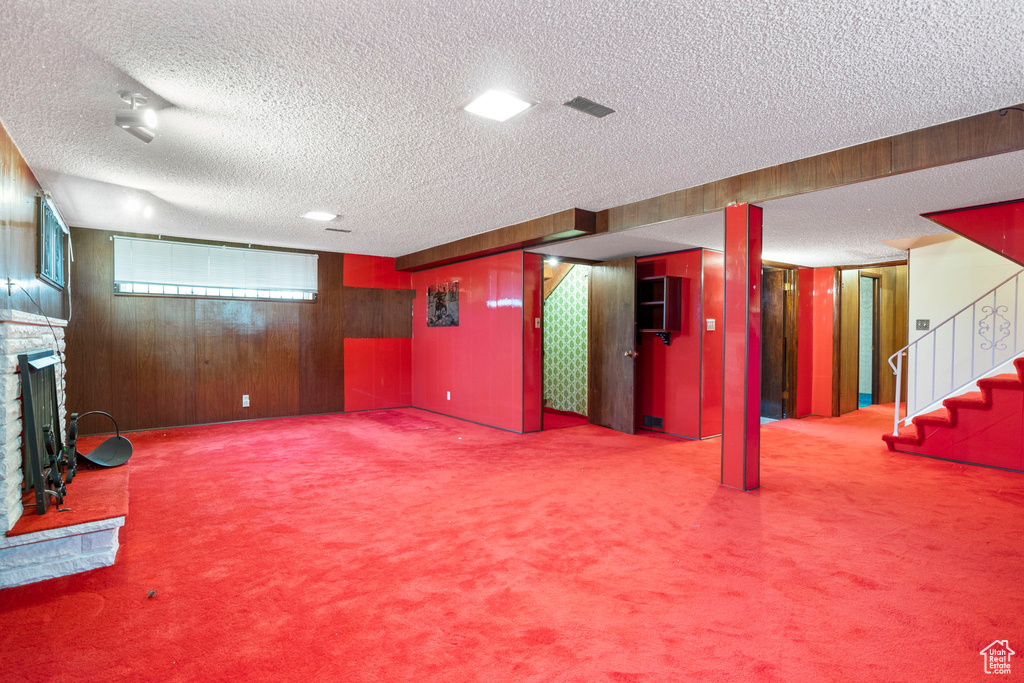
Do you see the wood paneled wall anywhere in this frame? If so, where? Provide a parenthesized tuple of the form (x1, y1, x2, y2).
(836, 264, 908, 414)
(0, 118, 66, 319)
(65, 227, 413, 434)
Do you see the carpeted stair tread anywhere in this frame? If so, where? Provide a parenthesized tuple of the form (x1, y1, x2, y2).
(978, 374, 1024, 390)
(913, 410, 953, 428)
(944, 391, 988, 410)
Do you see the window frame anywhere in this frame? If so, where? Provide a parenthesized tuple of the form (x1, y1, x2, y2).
(36, 195, 67, 291)
(111, 235, 319, 303)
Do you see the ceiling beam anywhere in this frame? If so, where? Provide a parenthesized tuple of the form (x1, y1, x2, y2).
(397, 105, 1023, 271)
(396, 208, 596, 272)
(601, 104, 1024, 234)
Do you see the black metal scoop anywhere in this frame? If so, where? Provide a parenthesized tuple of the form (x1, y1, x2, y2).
(74, 411, 133, 468)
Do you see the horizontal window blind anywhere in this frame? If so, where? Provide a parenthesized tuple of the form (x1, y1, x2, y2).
(113, 236, 318, 293)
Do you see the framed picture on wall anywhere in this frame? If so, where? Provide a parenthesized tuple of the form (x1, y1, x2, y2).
(426, 280, 459, 327)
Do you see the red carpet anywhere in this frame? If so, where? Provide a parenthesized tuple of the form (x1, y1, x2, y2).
(1, 405, 1023, 682)
(543, 407, 589, 430)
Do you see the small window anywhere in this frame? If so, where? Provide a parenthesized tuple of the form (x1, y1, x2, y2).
(112, 236, 318, 301)
(36, 195, 67, 290)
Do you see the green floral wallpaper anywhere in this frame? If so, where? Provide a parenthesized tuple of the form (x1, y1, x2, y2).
(543, 265, 589, 415)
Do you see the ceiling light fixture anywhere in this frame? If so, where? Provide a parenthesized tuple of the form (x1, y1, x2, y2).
(116, 92, 157, 143)
(545, 258, 560, 265)
(463, 89, 536, 122)
(302, 211, 337, 221)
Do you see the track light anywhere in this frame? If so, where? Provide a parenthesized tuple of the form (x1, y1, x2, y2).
(116, 92, 157, 143)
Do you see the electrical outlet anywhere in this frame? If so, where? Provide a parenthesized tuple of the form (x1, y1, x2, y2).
(706, 319, 716, 331)
(242, 394, 250, 407)
(446, 391, 451, 401)
(916, 319, 930, 331)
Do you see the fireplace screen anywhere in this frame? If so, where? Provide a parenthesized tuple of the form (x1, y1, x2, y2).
(19, 348, 74, 515)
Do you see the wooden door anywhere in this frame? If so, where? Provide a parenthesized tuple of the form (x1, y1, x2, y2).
(760, 269, 786, 419)
(588, 256, 637, 434)
(838, 269, 861, 414)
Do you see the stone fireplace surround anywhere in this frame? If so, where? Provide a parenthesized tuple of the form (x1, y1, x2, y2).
(0, 309, 124, 589)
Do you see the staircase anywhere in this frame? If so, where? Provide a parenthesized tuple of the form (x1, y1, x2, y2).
(883, 358, 1024, 472)
(883, 197, 1024, 472)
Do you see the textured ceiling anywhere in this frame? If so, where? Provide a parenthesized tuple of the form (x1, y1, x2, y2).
(0, 1, 1022, 256)
(529, 150, 1024, 267)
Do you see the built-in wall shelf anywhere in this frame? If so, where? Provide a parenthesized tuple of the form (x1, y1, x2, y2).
(637, 275, 682, 344)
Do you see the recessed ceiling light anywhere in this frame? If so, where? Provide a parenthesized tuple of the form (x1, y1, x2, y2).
(545, 258, 559, 265)
(463, 89, 536, 122)
(302, 211, 337, 221)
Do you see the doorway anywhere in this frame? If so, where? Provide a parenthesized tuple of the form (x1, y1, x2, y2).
(836, 264, 908, 415)
(541, 261, 590, 430)
(858, 274, 881, 408)
(760, 267, 798, 420)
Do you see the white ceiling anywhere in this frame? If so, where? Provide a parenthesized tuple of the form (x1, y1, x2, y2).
(529, 150, 1024, 266)
(0, 1, 1022, 257)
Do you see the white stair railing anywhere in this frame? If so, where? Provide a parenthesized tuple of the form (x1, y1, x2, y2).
(889, 268, 1024, 436)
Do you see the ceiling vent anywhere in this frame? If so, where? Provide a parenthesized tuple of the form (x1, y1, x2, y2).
(563, 96, 615, 118)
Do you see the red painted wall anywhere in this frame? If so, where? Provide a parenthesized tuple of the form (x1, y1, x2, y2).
(636, 251, 702, 438)
(635, 249, 724, 439)
(344, 338, 412, 410)
(701, 250, 725, 438)
(411, 251, 538, 432)
(343, 254, 412, 289)
(810, 268, 836, 417)
(342, 254, 414, 412)
(796, 269, 815, 417)
(925, 199, 1024, 268)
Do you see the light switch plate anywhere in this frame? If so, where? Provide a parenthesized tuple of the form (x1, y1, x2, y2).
(242, 394, 250, 407)
(535, 317, 541, 328)
(706, 319, 716, 331)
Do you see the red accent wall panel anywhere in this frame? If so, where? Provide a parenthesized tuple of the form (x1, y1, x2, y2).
(796, 268, 815, 417)
(721, 204, 762, 491)
(411, 251, 526, 432)
(522, 253, 543, 432)
(636, 250, 703, 438)
(343, 254, 413, 289)
(924, 199, 1024, 267)
(344, 338, 412, 411)
(810, 268, 835, 417)
(700, 250, 725, 439)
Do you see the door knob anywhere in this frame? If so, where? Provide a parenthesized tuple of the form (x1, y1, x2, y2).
(624, 350, 638, 358)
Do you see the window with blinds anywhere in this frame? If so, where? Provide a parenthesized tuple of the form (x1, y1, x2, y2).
(112, 236, 318, 301)
(37, 196, 67, 289)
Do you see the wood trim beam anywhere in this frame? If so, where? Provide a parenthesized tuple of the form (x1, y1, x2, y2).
(396, 208, 596, 272)
(602, 105, 1024, 234)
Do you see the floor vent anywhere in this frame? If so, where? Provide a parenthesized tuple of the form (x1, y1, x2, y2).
(642, 415, 663, 429)
(563, 96, 615, 118)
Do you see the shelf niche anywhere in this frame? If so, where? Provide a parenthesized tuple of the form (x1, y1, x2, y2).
(637, 275, 682, 344)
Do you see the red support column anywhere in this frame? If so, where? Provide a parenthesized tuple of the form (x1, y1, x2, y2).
(721, 203, 762, 490)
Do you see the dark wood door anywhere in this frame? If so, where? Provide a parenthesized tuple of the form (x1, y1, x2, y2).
(588, 256, 637, 434)
(760, 269, 786, 419)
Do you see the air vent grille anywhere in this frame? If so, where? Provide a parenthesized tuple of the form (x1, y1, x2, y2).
(642, 415, 663, 429)
(324, 228, 352, 233)
(563, 96, 615, 118)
